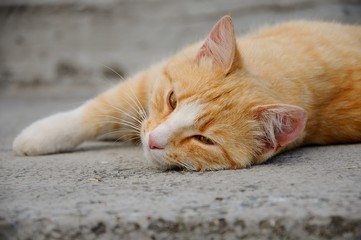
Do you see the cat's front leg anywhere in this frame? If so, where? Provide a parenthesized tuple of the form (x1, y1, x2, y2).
(13, 62, 161, 156)
(13, 105, 95, 156)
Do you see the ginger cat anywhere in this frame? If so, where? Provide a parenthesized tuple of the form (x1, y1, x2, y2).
(13, 16, 361, 171)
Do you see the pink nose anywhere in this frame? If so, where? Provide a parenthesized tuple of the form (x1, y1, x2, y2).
(148, 134, 164, 150)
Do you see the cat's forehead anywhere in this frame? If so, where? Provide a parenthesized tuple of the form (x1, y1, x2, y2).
(166, 49, 224, 84)
(162, 55, 245, 124)
(164, 68, 225, 103)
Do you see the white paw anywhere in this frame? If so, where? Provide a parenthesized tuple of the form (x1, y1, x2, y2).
(13, 108, 87, 156)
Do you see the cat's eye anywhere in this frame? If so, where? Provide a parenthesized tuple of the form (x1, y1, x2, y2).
(168, 91, 177, 110)
(193, 135, 214, 145)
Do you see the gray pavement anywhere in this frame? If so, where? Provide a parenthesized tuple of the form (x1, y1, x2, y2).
(1, 88, 361, 239)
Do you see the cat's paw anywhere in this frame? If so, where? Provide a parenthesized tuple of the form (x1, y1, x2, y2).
(13, 109, 86, 156)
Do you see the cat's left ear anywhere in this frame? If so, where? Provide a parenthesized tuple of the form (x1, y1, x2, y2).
(253, 104, 307, 158)
(195, 15, 240, 74)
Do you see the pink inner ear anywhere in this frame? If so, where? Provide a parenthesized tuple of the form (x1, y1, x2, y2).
(276, 109, 307, 147)
(195, 15, 236, 72)
(196, 43, 212, 63)
(255, 104, 307, 153)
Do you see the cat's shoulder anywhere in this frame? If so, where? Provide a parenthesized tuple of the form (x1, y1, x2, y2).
(250, 20, 360, 38)
(239, 20, 361, 47)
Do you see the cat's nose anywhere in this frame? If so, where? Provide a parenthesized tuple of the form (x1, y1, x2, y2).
(148, 133, 164, 150)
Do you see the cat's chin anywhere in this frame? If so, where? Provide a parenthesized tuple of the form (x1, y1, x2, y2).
(148, 156, 182, 171)
(149, 161, 183, 171)
(142, 146, 173, 170)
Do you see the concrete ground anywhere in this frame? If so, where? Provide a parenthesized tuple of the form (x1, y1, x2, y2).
(0, 87, 361, 239)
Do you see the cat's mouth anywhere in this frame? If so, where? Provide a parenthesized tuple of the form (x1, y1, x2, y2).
(141, 131, 173, 169)
(143, 146, 178, 170)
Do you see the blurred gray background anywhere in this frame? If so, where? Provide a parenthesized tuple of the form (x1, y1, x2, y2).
(1, 0, 361, 90)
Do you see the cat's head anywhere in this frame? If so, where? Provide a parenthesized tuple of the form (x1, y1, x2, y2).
(141, 16, 307, 171)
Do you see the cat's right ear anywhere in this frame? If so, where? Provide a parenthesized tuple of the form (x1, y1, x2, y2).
(252, 104, 307, 159)
(195, 15, 240, 74)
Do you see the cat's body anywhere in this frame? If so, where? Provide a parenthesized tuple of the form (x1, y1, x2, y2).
(239, 21, 361, 145)
(13, 17, 361, 171)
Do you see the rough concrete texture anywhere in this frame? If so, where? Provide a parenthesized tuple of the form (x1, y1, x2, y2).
(1, 0, 361, 86)
(1, 90, 361, 239)
(1, 0, 361, 239)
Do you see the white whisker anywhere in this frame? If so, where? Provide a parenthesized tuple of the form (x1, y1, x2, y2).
(93, 113, 142, 130)
(114, 134, 140, 144)
(97, 128, 140, 140)
(125, 85, 148, 121)
(102, 64, 147, 121)
(94, 119, 140, 130)
(102, 64, 126, 81)
(122, 89, 147, 121)
(99, 102, 144, 126)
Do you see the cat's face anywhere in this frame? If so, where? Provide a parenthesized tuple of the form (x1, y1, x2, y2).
(140, 16, 260, 171)
(141, 54, 259, 171)
(141, 16, 307, 171)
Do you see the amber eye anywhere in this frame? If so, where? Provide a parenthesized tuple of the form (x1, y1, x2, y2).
(168, 91, 177, 110)
(193, 135, 214, 145)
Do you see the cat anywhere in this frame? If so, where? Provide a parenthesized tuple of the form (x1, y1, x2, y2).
(13, 16, 361, 171)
